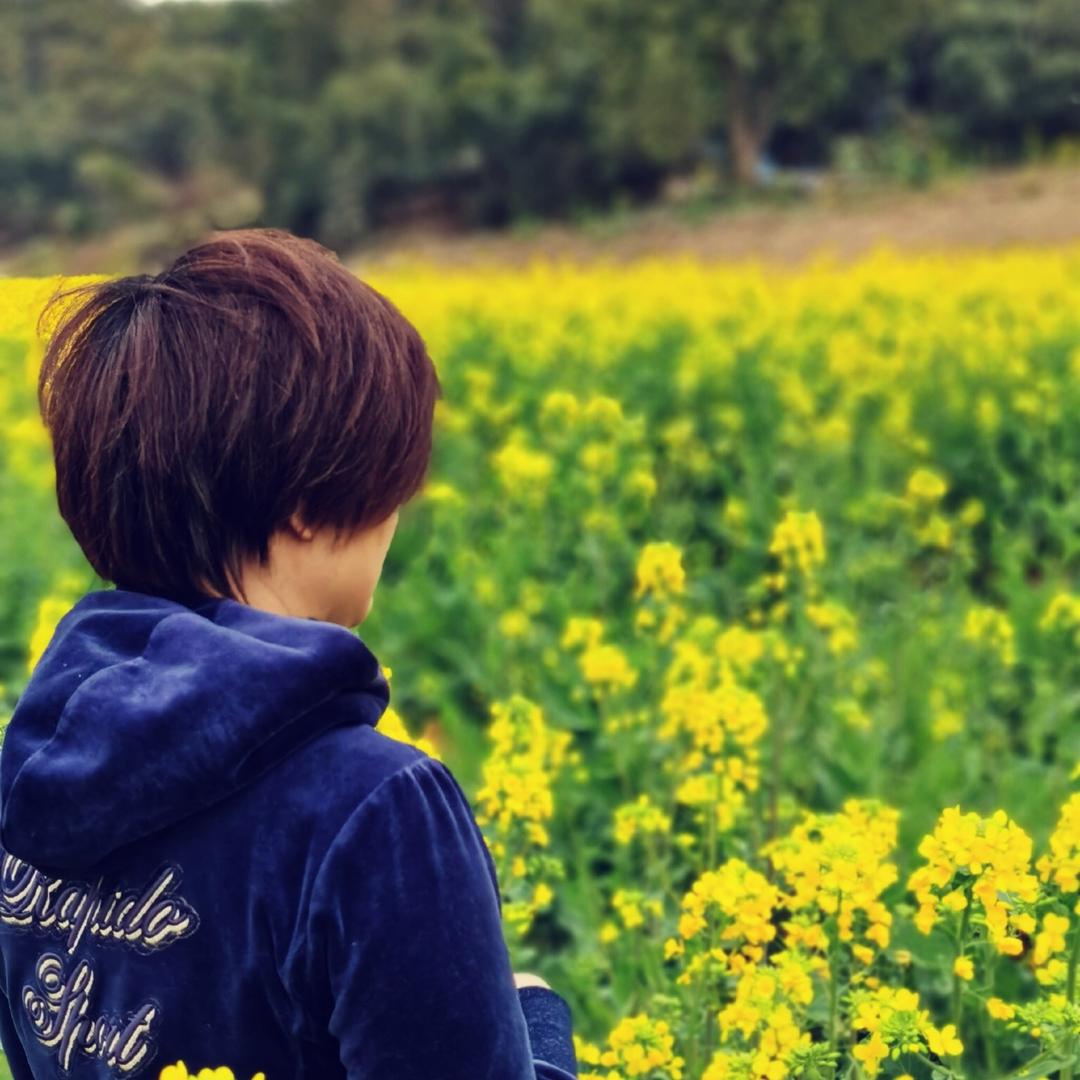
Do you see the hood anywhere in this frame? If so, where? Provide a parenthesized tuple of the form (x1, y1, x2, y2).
(0, 586, 390, 875)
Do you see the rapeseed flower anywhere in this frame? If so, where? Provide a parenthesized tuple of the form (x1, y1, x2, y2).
(907, 806, 1039, 956)
(768, 511, 825, 580)
(158, 1066, 264, 1080)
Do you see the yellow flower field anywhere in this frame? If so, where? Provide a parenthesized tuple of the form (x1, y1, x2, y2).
(0, 246, 1078, 1079)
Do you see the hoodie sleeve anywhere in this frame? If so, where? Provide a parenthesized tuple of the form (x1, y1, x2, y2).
(0, 985, 33, 1080)
(305, 754, 578, 1080)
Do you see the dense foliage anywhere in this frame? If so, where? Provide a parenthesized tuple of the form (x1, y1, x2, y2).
(1, 0, 1079, 250)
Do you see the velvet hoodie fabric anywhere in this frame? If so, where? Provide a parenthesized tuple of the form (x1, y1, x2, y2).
(0, 587, 578, 1080)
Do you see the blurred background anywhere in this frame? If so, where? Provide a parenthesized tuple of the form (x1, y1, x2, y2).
(2, 0, 1080, 274)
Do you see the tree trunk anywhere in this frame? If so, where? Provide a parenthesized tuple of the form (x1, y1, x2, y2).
(729, 109, 764, 187)
(487, 0, 527, 65)
(725, 62, 772, 188)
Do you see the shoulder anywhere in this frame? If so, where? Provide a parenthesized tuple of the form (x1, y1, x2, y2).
(306, 745, 499, 922)
(199, 693, 446, 900)
(294, 725, 502, 919)
(269, 712, 438, 853)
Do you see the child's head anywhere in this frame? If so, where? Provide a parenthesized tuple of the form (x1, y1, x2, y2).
(36, 227, 441, 627)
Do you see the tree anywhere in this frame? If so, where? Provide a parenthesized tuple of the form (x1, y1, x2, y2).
(591, 0, 922, 187)
(922, 0, 1080, 155)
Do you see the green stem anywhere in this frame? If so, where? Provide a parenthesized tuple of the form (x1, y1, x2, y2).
(828, 891, 842, 1055)
(951, 888, 973, 1034)
(605, 698, 632, 801)
(706, 799, 717, 871)
(701, 919, 718, 1065)
(768, 687, 784, 845)
(997, 1049, 1056, 1080)
(1067, 914, 1079, 1004)
(977, 993, 998, 1079)
(767, 659, 813, 846)
(914, 1052, 951, 1074)
(647, 827, 683, 929)
(678, 975, 700, 1080)
(913, 1048, 966, 1078)
(980, 951, 999, 1078)
(1060, 917, 1080, 1080)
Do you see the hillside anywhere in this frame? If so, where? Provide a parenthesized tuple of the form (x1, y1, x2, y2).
(2, 163, 1080, 279)
(349, 163, 1080, 270)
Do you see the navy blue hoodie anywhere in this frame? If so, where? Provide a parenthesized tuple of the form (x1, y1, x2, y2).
(0, 587, 578, 1080)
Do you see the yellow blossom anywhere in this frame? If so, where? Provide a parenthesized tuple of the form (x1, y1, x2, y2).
(768, 510, 826, 579)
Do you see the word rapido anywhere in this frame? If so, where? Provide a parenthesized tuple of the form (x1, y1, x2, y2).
(0, 850, 200, 1074)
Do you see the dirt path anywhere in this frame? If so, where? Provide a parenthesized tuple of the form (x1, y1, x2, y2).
(3, 163, 1079, 278)
(350, 163, 1080, 270)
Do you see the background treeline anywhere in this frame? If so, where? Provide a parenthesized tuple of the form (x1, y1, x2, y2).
(1, 0, 1079, 252)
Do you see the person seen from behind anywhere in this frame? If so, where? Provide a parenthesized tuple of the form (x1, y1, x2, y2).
(0, 228, 578, 1080)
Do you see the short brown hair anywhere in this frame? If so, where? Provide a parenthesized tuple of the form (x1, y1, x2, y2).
(36, 227, 441, 604)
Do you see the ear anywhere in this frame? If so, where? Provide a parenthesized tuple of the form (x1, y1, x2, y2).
(287, 510, 316, 542)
